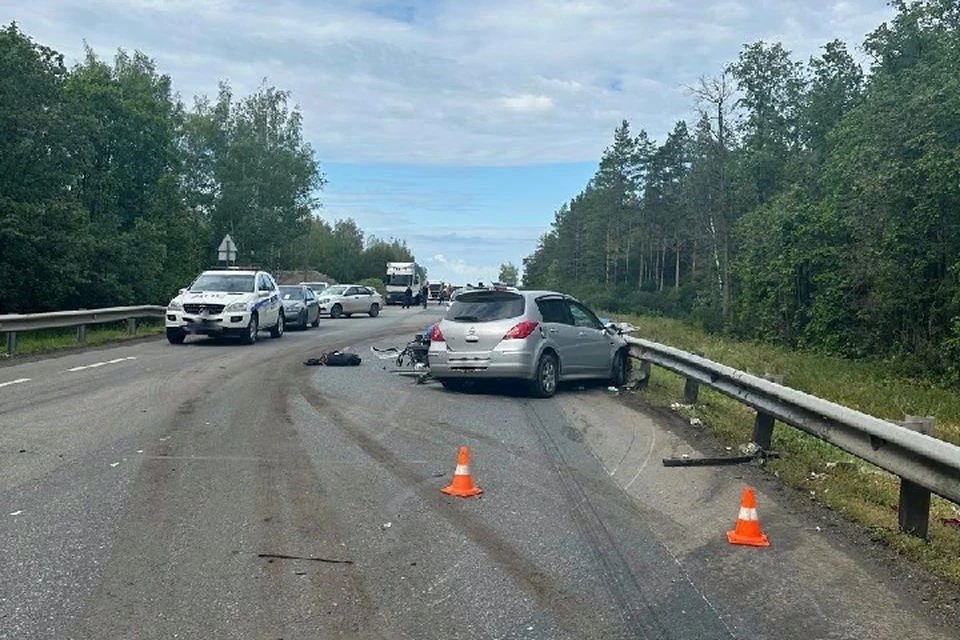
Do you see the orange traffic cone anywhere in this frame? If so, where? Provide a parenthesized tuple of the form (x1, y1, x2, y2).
(441, 447, 483, 497)
(727, 487, 770, 547)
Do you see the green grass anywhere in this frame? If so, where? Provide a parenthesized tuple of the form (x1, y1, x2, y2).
(5, 319, 165, 357)
(618, 313, 960, 583)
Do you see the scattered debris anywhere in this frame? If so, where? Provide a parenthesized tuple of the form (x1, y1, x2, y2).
(9, 510, 23, 516)
(304, 351, 362, 366)
(739, 442, 762, 456)
(825, 460, 857, 470)
(257, 553, 353, 565)
(689, 417, 703, 426)
(381, 522, 392, 530)
(607, 386, 619, 393)
(808, 472, 828, 481)
(670, 402, 695, 411)
(109, 462, 120, 467)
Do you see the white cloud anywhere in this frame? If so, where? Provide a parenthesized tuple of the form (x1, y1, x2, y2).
(497, 94, 554, 113)
(3, 0, 896, 166)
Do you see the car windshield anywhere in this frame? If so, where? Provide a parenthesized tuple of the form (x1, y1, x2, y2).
(189, 274, 255, 293)
(279, 286, 304, 300)
(322, 286, 348, 296)
(446, 291, 525, 322)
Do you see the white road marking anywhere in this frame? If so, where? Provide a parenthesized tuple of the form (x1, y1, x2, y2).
(67, 356, 137, 372)
(0, 378, 31, 388)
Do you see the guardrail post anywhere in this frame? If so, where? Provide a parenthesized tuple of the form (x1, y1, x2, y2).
(77, 324, 86, 345)
(5, 332, 16, 356)
(682, 351, 705, 403)
(127, 318, 137, 335)
(752, 374, 784, 450)
(897, 416, 936, 539)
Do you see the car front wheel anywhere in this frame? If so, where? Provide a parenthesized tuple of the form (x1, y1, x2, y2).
(241, 313, 259, 345)
(270, 311, 284, 338)
(530, 352, 558, 398)
(369, 303, 380, 317)
(610, 349, 628, 387)
(331, 303, 343, 318)
(166, 328, 186, 345)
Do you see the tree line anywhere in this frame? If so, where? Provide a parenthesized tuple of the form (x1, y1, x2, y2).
(0, 23, 411, 314)
(523, 0, 960, 379)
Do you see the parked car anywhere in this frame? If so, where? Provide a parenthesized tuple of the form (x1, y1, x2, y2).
(316, 284, 384, 318)
(279, 284, 320, 329)
(165, 268, 284, 345)
(428, 289, 628, 397)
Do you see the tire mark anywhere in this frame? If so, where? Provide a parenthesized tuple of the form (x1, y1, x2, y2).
(297, 382, 603, 637)
(521, 399, 674, 640)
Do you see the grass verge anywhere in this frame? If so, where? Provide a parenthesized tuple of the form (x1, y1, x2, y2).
(4, 319, 165, 357)
(616, 313, 960, 584)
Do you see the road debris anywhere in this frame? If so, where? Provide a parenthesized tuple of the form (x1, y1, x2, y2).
(257, 553, 353, 564)
(304, 351, 362, 366)
(10, 510, 23, 516)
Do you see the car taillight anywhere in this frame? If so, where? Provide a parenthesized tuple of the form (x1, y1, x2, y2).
(503, 321, 539, 340)
(429, 324, 445, 342)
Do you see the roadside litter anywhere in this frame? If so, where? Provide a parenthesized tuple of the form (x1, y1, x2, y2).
(304, 350, 362, 366)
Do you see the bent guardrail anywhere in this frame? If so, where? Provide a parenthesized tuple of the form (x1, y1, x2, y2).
(1, 306, 167, 356)
(624, 336, 960, 539)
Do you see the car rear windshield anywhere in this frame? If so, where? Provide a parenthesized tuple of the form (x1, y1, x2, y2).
(446, 291, 525, 322)
(279, 286, 305, 299)
(323, 286, 347, 296)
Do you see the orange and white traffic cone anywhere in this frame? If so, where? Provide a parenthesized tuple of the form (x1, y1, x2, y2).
(441, 446, 483, 498)
(727, 487, 770, 547)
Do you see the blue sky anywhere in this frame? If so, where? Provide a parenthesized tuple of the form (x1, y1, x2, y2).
(3, 0, 895, 284)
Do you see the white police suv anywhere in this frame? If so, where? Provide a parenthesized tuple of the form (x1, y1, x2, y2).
(165, 268, 285, 344)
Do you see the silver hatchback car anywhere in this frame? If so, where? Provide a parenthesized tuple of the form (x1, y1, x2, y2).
(428, 289, 629, 397)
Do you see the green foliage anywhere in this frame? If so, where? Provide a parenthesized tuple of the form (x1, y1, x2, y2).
(498, 262, 519, 285)
(0, 24, 403, 313)
(358, 278, 386, 296)
(524, 0, 960, 380)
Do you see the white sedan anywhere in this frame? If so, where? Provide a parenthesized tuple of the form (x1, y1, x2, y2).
(317, 285, 384, 318)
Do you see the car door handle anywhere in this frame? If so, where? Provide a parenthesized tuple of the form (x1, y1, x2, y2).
(548, 328, 560, 333)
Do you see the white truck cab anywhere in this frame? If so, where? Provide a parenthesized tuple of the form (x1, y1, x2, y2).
(165, 268, 284, 344)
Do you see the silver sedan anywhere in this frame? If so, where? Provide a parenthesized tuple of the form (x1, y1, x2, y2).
(427, 289, 629, 397)
(317, 285, 385, 318)
(279, 285, 320, 329)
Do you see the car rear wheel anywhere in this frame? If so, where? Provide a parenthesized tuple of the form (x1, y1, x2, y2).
(369, 303, 380, 317)
(297, 309, 308, 330)
(166, 328, 186, 345)
(610, 349, 628, 387)
(331, 303, 343, 319)
(439, 379, 466, 392)
(241, 314, 258, 345)
(270, 311, 284, 338)
(530, 352, 558, 398)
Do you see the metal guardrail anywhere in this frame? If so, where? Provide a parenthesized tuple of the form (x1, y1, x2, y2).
(624, 336, 960, 539)
(1, 306, 167, 355)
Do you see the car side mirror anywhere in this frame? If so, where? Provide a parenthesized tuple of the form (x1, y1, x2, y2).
(258, 291, 270, 298)
(178, 288, 187, 295)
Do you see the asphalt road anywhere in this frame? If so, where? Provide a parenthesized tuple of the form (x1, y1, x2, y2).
(1, 306, 956, 639)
